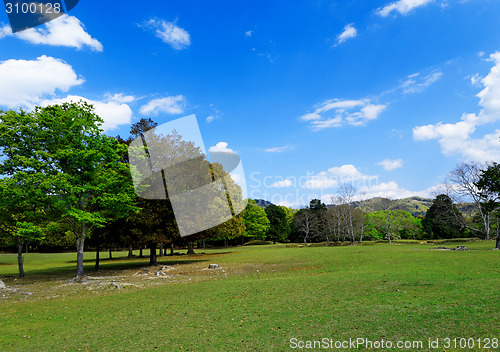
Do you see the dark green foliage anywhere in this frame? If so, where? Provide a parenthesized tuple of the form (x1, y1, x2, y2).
(264, 204, 290, 243)
(422, 194, 465, 239)
(243, 240, 273, 245)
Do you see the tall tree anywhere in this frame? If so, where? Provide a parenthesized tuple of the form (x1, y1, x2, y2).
(0, 103, 138, 280)
(265, 204, 290, 243)
(243, 200, 270, 241)
(475, 162, 500, 249)
(293, 208, 317, 244)
(446, 162, 495, 240)
(422, 194, 464, 239)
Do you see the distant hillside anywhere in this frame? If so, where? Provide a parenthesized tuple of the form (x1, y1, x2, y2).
(351, 196, 432, 217)
(351, 196, 475, 218)
(254, 199, 273, 208)
(255, 197, 475, 217)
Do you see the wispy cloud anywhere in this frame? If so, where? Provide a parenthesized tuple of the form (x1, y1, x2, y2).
(300, 99, 386, 131)
(265, 145, 294, 153)
(270, 179, 293, 188)
(245, 30, 253, 37)
(401, 70, 442, 93)
(378, 159, 404, 171)
(377, 0, 433, 17)
(336, 23, 357, 45)
(206, 104, 223, 123)
(140, 18, 190, 50)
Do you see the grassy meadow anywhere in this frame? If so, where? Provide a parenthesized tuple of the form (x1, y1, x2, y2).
(0, 241, 498, 351)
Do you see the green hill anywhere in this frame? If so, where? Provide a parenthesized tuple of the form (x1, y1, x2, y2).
(351, 196, 432, 217)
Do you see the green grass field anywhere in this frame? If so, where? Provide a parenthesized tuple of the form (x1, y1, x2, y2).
(0, 241, 498, 351)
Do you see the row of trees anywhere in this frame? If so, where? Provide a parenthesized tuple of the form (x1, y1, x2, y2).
(1, 103, 498, 279)
(0, 103, 248, 279)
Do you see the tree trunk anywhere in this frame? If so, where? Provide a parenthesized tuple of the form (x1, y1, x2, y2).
(139, 247, 143, 258)
(108, 248, 112, 259)
(17, 239, 25, 278)
(95, 244, 100, 270)
(158, 243, 163, 257)
(224, 238, 228, 247)
(75, 223, 86, 280)
(187, 241, 195, 255)
(163, 245, 167, 256)
(149, 243, 157, 266)
(170, 242, 174, 256)
(496, 222, 500, 249)
(128, 246, 133, 258)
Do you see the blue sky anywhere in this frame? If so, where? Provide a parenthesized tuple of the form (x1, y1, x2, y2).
(1, 0, 500, 207)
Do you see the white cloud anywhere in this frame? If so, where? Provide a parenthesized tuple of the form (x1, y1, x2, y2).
(208, 142, 236, 154)
(306, 165, 443, 202)
(264, 145, 294, 153)
(413, 51, 500, 162)
(469, 73, 482, 87)
(336, 23, 357, 45)
(0, 55, 84, 109)
(245, 30, 253, 37)
(378, 158, 404, 171)
(401, 70, 442, 94)
(105, 93, 136, 104)
(40, 95, 133, 132)
(300, 99, 386, 131)
(304, 165, 378, 190)
(377, 0, 433, 17)
(140, 18, 190, 50)
(270, 179, 293, 188)
(0, 15, 102, 51)
(206, 115, 215, 123)
(139, 95, 186, 116)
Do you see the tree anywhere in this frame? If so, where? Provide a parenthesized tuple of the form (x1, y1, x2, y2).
(475, 162, 500, 249)
(371, 210, 417, 243)
(0, 103, 138, 280)
(243, 200, 270, 241)
(293, 208, 317, 244)
(446, 162, 495, 240)
(0, 175, 47, 277)
(336, 184, 357, 244)
(265, 204, 290, 243)
(422, 194, 464, 239)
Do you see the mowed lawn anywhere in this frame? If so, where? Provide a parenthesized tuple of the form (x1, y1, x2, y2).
(0, 241, 498, 351)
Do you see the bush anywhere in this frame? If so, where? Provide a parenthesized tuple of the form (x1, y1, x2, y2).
(244, 240, 273, 246)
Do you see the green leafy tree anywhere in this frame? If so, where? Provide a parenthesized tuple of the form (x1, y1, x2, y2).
(242, 200, 270, 241)
(0, 103, 138, 280)
(265, 204, 290, 243)
(371, 210, 418, 243)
